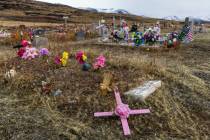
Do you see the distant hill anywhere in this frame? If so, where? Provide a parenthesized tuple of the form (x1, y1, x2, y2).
(162, 15, 210, 24)
(79, 8, 130, 15)
(162, 16, 183, 21)
(0, 0, 159, 24)
(0, 0, 185, 26)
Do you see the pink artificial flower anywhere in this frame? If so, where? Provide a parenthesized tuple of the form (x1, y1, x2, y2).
(21, 39, 29, 47)
(21, 47, 38, 60)
(93, 55, 106, 69)
(54, 55, 61, 65)
(115, 104, 130, 119)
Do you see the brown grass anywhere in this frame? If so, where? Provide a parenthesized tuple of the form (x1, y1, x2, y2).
(0, 20, 61, 27)
(0, 32, 210, 139)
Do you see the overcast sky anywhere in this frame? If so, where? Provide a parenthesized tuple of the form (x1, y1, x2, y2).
(38, 0, 210, 18)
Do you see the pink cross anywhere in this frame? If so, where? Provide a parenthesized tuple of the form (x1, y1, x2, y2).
(94, 87, 150, 135)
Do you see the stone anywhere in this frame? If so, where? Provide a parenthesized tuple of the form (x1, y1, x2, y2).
(53, 89, 62, 96)
(124, 80, 161, 101)
(32, 37, 48, 47)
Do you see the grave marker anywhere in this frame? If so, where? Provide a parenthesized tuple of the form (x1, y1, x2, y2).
(33, 29, 45, 37)
(63, 16, 69, 28)
(94, 87, 150, 135)
(76, 30, 85, 41)
(32, 36, 49, 47)
(124, 80, 161, 101)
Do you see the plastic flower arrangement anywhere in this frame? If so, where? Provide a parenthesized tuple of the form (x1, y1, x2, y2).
(143, 28, 159, 46)
(76, 51, 91, 71)
(93, 55, 106, 70)
(61, 51, 69, 66)
(132, 32, 144, 47)
(164, 32, 180, 48)
(76, 51, 87, 64)
(21, 47, 39, 60)
(39, 48, 50, 56)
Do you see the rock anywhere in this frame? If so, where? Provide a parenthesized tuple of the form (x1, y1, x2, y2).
(53, 89, 62, 96)
(124, 80, 161, 101)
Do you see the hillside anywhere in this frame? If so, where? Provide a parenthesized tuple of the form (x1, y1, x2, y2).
(0, 0, 168, 24)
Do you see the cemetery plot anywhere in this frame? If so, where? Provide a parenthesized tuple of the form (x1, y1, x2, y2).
(0, 17, 210, 139)
(0, 37, 210, 139)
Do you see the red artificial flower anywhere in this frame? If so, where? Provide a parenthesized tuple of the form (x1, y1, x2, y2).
(17, 48, 26, 57)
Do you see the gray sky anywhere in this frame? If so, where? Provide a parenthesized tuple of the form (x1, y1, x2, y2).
(38, 0, 210, 18)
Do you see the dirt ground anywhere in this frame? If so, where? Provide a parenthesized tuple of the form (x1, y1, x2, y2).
(0, 33, 210, 140)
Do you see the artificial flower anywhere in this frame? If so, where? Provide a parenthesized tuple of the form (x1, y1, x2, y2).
(21, 39, 29, 47)
(61, 58, 68, 66)
(93, 55, 106, 69)
(76, 51, 87, 64)
(143, 28, 160, 45)
(39, 48, 49, 56)
(17, 48, 26, 57)
(21, 47, 38, 60)
(82, 54, 87, 62)
(54, 55, 61, 65)
(61, 51, 69, 66)
(62, 51, 69, 60)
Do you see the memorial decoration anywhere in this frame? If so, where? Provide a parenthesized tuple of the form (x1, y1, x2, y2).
(94, 87, 150, 135)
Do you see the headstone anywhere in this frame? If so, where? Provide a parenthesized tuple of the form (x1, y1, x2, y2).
(32, 36, 49, 47)
(184, 17, 190, 26)
(124, 80, 161, 101)
(92, 23, 98, 31)
(76, 30, 85, 41)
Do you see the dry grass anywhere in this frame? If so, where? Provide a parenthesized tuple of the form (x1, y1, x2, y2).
(0, 32, 210, 139)
(0, 20, 61, 27)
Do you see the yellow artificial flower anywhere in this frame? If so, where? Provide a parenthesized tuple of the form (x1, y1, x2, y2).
(82, 54, 87, 61)
(62, 51, 69, 60)
(61, 58, 67, 66)
(61, 51, 69, 66)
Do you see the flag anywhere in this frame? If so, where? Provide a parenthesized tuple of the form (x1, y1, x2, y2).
(186, 27, 193, 42)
